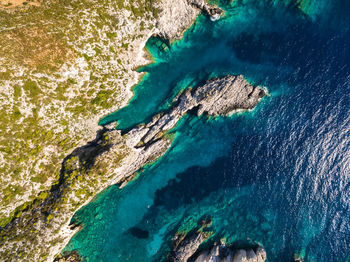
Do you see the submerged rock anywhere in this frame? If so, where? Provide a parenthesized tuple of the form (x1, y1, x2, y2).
(129, 226, 150, 239)
(293, 254, 303, 262)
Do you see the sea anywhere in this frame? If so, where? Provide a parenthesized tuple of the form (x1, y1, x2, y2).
(63, 0, 350, 261)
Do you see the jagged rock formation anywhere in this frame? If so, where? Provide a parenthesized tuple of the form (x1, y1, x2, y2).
(156, 0, 224, 40)
(54, 250, 81, 262)
(172, 231, 210, 262)
(92, 75, 265, 187)
(168, 215, 267, 262)
(127, 75, 265, 150)
(189, 0, 224, 21)
(191, 245, 267, 262)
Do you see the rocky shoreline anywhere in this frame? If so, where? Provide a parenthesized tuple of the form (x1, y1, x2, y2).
(0, 74, 265, 262)
(55, 75, 265, 262)
(0, 1, 254, 261)
(62, 75, 266, 199)
(100, 75, 265, 192)
(156, 0, 224, 41)
(127, 75, 265, 151)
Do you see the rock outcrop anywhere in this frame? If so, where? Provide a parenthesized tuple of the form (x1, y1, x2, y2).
(127, 75, 265, 150)
(173, 231, 210, 262)
(54, 250, 82, 262)
(189, 0, 224, 21)
(168, 214, 267, 262)
(156, 0, 224, 40)
(191, 245, 267, 262)
(97, 75, 265, 187)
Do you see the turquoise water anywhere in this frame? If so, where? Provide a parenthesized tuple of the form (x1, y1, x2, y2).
(65, 0, 350, 261)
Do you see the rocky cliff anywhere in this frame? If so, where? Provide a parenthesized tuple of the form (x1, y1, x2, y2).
(157, 0, 224, 40)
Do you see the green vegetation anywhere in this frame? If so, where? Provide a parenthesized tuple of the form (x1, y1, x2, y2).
(0, 0, 161, 223)
(38, 191, 48, 200)
(0, 0, 162, 260)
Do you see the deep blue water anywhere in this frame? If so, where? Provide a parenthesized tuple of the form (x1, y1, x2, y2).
(65, 0, 350, 261)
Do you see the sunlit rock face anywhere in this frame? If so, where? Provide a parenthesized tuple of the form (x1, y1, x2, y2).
(130, 75, 265, 148)
(191, 245, 267, 262)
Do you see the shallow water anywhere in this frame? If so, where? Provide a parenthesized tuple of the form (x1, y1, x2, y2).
(65, 0, 350, 261)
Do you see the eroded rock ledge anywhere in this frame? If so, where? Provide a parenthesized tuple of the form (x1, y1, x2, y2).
(113, 75, 265, 188)
(128, 75, 265, 150)
(156, 0, 224, 40)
